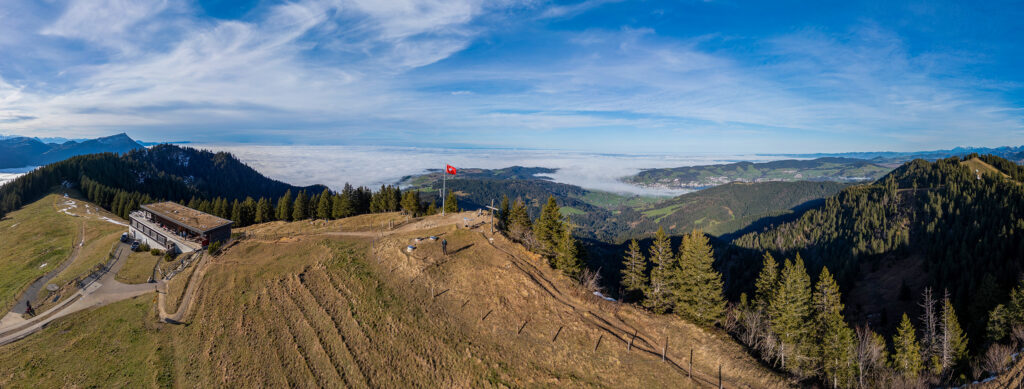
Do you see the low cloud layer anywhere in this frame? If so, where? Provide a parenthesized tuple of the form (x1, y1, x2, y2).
(195, 144, 783, 196)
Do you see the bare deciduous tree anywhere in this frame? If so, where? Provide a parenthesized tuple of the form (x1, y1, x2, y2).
(982, 343, 1013, 374)
(855, 325, 886, 388)
(578, 267, 602, 292)
(1012, 325, 1024, 347)
(919, 287, 938, 359)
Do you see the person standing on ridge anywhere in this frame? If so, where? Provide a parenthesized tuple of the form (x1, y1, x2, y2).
(25, 301, 35, 317)
(442, 239, 448, 256)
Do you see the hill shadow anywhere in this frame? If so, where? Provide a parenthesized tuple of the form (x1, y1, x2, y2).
(717, 198, 826, 241)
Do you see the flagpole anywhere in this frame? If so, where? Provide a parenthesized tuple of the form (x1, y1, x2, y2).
(442, 164, 446, 216)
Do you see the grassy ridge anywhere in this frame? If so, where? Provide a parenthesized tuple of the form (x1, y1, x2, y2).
(0, 194, 77, 312)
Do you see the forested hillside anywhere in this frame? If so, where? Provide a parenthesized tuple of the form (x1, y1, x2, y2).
(632, 181, 848, 238)
(408, 170, 847, 243)
(0, 145, 325, 220)
(627, 157, 890, 189)
(728, 155, 1024, 351)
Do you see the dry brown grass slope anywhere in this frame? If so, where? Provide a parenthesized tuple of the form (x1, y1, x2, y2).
(180, 211, 789, 388)
(0, 210, 789, 387)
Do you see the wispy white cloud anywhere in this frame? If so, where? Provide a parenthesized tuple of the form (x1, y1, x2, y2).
(0, 0, 1020, 152)
(539, 0, 623, 19)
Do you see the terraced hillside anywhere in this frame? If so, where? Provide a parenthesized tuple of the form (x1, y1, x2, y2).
(0, 211, 789, 387)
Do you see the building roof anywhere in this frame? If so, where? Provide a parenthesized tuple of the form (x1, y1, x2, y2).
(140, 202, 233, 233)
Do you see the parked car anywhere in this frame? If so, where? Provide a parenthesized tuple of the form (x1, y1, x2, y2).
(120, 232, 129, 243)
(130, 241, 140, 251)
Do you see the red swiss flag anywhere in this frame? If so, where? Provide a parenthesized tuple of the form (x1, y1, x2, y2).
(446, 164, 457, 175)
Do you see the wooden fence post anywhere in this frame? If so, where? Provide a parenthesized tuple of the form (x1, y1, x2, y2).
(718, 364, 722, 389)
(689, 348, 693, 378)
(594, 334, 603, 352)
(662, 336, 667, 362)
(552, 326, 563, 342)
(628, 330, 637, 351)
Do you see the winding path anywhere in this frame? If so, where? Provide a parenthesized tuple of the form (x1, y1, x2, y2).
(0, 242, 155, 346)
(157, 252, 210, 324)
(10, 221, 85, 316)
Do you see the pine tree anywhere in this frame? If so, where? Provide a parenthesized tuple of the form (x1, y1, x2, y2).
(332, 193, 352, 219)
(307, 191, 318, 218)
(533, 196, 563, 253)
(292, 190, 309, 220)
(355, 186, 372, 214)
(620, 239, 648, 298)
(426, 201, 437, 216)
(509, 199, 531, 230)
(241, 197, 256, 226)
(553, 221, 582, 278)
(939, 296, 967, 374)
(215, 197, 229, 219)
(754, 253, 779, 310)
(230, 199, 242, 224)
(125, 198, 138, 218)
(672, 230, 725, 326)
(276, 190, 292, 221)
(401, 190, 422, 216)
(444, 190, 459, 213)
(388, 186, 402, 212)
(255, 197, 272, 223)
(199, 199, 212, 215)
(370, 185, 386, 213)
(892, 313, 923, 379)
(498, 195, 510, 231)
(644, 227, 674, 314)
(316, 188, 332, 220)
(813, 267, 855, 388)
(768, 255, 812, 373)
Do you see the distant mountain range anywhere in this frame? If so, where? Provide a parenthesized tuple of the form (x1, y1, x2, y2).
(0, 133, 143, 169)
(626, 157, 892, 190)
(773, 145, 1024, 164)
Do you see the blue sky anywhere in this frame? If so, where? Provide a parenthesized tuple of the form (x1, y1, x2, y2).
(0, 0, 1021, 153)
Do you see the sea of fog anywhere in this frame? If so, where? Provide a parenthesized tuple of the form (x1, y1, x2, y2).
(192, 144, 788, 196)
(0, 166, 36, 188)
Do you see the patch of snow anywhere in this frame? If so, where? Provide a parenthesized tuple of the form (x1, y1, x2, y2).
(38, 263, 47, 268)
(99, 217, 127, 226)
(593, 291, 616, 302)
(9, 223, 17, 228)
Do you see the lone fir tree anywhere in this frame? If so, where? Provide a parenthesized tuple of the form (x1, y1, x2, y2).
(620, 239, 648, 299)
(643, 227, 674, 314)
(671, 230, 725, 326)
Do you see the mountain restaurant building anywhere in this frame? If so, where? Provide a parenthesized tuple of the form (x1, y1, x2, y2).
(128, 202, 233, 254)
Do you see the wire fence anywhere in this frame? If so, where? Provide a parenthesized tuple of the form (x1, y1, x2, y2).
(369, 223, 733, 388)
